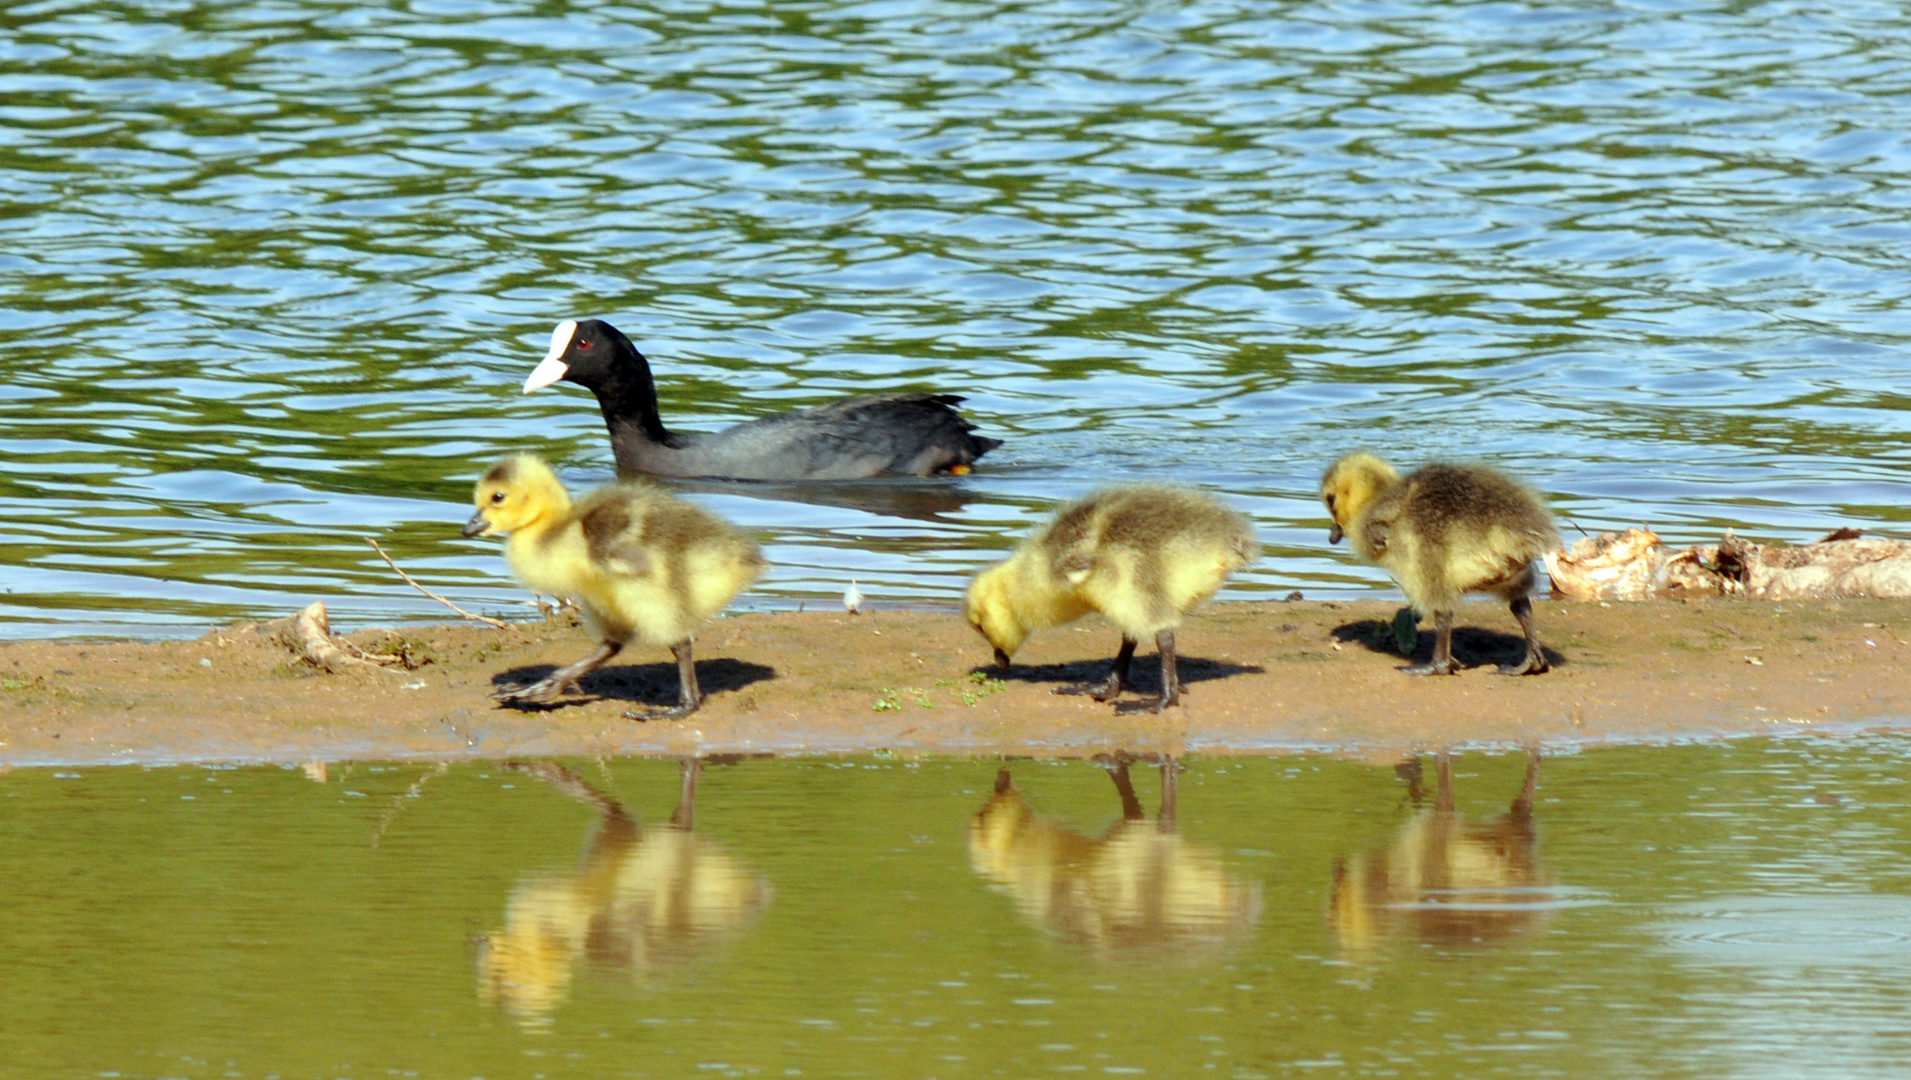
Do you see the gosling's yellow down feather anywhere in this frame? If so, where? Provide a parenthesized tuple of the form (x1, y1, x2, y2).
(464, 454, 763, 716)
(1320, 453, 1558, 675)
(965, 484, 1257, 713)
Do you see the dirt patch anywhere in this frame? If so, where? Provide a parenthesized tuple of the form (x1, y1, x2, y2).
(2, 598, 1907, 766)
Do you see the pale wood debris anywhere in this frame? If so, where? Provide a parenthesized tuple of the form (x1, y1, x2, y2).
(286, 600, 403, 672)
(1547, 528, 1911, 601)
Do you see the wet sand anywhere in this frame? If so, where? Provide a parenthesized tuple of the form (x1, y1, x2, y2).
(1, 599, 1906, 766)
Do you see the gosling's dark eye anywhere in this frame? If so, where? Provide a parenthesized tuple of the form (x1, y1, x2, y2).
(490, 491, 506, 504)
(576, 337, 591, 350)
(1325, 494, 1336, 509)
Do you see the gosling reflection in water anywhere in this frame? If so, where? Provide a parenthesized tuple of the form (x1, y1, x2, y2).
(1329, 748, 1553, 950)
(476, 758, 770, 1027)
(969, 758, 1262, 956)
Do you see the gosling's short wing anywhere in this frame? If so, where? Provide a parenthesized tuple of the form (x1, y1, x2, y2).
(1028, 492, 1105, 576)
(579, 495, 654, 578)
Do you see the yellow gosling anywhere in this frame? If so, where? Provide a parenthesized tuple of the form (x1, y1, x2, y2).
(965, 484, 1257, 714)
(463, 454, 764, 717)
(1321, 453, 1559, 676)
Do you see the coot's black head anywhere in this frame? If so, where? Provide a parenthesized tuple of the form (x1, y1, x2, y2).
(522, 318, 643, 394)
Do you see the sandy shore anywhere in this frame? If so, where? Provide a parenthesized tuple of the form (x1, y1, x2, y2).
(1, 598, 1907, 766)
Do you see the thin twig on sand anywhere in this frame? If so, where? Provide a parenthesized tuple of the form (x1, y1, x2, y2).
(366, 537, 508, 628)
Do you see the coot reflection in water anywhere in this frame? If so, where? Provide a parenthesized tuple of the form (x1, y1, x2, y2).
(661, 474, 986, 526)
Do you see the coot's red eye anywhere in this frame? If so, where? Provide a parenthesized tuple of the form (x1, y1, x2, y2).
(576, 337, 591, 350)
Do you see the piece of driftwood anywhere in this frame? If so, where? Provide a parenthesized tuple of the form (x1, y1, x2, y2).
(286, 601, 404, 672)
(1546, 528, 1911, 601)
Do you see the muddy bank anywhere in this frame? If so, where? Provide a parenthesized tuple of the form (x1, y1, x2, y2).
(1, 599, 1907, 766)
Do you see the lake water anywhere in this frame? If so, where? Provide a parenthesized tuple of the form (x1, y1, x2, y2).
(3, 0, 1908, 637)
(6, 739, 1911, 1077)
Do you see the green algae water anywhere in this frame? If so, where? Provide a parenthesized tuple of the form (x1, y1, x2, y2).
(2, 0, 1909, 637)
(6, 740, 1911, 1077)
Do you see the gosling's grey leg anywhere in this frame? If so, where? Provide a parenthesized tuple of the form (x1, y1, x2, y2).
(624, 640, 703, 721)
(495, 640, 622, 702)
(670, 756, 701, 829)
(1400, 611, 1458, 676)
(1106, 759, 1145, 821)
(1499, 596, 1550, 675)
(1397, 756, 1427, 806)
(1158, 758, 1180, 830)
(1510, 746, 1540, 823)
(1115, 629, 1180, 714)
(1056, 636, 1137, 701)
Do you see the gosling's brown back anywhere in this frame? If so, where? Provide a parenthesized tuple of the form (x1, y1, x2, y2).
(1393, 465, 1557, 558)
(564, 482, 764, 645)
(1042, 485, 1256, 573)
(1037, 485, 1257, 634)
(574, 483, 757, 563)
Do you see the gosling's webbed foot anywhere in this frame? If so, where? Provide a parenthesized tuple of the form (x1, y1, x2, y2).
(1112, 695, 1176, 715)
(1398, 659, 1457, 676)
(1053, 673, 1127, 702)
(1497, 652, 1550, 676)
(622, 702, 699, 722)
(492, 675, 581, 703)
(495, 641, 620, 705)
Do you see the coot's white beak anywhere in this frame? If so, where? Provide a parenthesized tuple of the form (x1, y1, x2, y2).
(522, 320, 578, 393)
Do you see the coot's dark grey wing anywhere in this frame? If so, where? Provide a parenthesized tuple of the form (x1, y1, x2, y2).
(674, 393, 1001, 480)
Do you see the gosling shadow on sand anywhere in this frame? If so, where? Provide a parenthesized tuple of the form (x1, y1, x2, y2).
(1330, 619, 1566, 672)
(979, 655, 1264, 694)
(490, 658, 777, 712)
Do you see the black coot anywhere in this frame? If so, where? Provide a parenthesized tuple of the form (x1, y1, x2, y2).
(523, 319, 1002, 481)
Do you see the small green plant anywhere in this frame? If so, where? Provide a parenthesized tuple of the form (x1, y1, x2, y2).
(1391, 607, 1420, 655)
(1, 678, 26, 691)
(958, 671, 1008, 705)
(872, 689, 901, 713)
(376, 634, 438, 671)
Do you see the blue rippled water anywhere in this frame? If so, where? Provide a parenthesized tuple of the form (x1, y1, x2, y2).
(1, 0, 1906, 636)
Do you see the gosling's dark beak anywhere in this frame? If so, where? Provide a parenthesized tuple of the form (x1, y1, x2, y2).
(1328, 523, 1344, 545)
(993, 647, 1011, 671)
(462, 507, 490, 538)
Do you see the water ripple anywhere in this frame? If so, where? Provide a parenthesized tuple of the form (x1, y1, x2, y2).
(1, 0, 1907, 635)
